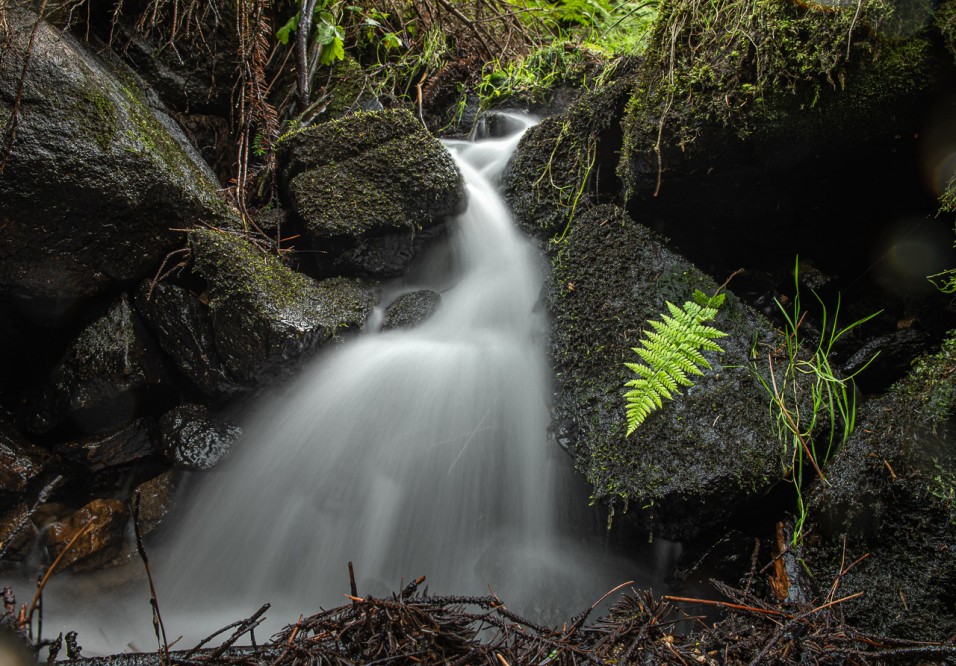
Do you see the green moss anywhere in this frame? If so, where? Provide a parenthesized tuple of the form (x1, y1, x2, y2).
(281, 109, 465, 238)
(322, 55, 374, 121)
(501, 59, 639, 239)
(188, 228, 374, 328)
(477, 42, 602, 111)
(938, 0, 956, 63)
(76, 85, 118, 151)
(619, 0, 937, 198)
(891, 330, 956, 424)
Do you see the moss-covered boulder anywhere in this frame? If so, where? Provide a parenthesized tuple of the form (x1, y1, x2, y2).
(20, 295, 169, 437)
(803, 331, 956, 641)
(550, 205, 787, 539)
(188, 229, 376, 387)
(501, 61, 638, 238)
(0, 8, 238, 305)
(616, 0, 948, 256)
(278, 109, 465, 277)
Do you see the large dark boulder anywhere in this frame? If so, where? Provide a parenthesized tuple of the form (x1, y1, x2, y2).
(20, 295, 169, 437)
(278, 109, 466, 277)
(549, 205, 786, 540)
(803, 332, 956, 641)
(187, 228, 376, 387)
(0, 8, 238, 307)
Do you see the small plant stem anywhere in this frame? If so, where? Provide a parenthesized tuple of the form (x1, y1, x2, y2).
(768, 354, 826, 482)
(26, 520, 94, 636)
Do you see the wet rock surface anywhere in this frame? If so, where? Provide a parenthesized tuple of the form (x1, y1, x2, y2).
(0, 415, 48, 504)
(160, 404, 241, 471)
(59, 418, 159, 472)
(804, 332, 956, 641)
(548, 204, 785, 540)
(278, 109, 466, 275)
(0, 8, 237, 305)
(382, 291, 443, 330)
(20, 295, 169, 437)
(0, 504, 36, 562)
(46, 499, 128, 571)
(132, 471, 177, 537)
(135, 282, 237, 397)
(325, 227, 448, 278)
(188, 229, 377, 387)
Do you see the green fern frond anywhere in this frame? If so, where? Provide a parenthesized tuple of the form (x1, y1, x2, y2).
(624, 290, 727, 436)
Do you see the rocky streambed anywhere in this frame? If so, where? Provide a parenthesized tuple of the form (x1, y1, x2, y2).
(1, 0, 956, 661)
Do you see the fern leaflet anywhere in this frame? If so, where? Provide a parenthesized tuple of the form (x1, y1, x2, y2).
(624, 290, 727, 435)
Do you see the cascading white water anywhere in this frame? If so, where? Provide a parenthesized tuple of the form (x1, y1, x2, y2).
(158, 115, 561, 616)
(18, 116, 665, 655)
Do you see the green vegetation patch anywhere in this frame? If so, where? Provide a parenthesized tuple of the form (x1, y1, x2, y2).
(619, 0, 937, 199)
(501, 58, 639, 239)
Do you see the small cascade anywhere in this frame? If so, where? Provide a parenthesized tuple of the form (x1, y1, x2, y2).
(19, 115, 668, 655)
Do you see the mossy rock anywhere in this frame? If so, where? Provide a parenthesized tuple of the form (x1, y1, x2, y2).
(0, 8, 239, 304)
(618, 0, 944, 204)
(279, 108, 465, 236)
(549, 204, 787, 539)
(501, 59, 639, 239)
(804, 331, 956, 641)
(188, 229, 376, 387)
(319, 55, 382, 121)
(382, 290, 442, 330)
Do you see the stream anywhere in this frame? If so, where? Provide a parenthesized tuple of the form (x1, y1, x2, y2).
(16, 114, 675, 656)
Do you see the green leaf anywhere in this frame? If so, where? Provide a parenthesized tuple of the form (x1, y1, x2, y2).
(315, 18, 338, 45)
(623, 294, 726, 434)
(382, 32, 403, 50)
(276, 14, 299, 45)
(320, 36, 345, 65)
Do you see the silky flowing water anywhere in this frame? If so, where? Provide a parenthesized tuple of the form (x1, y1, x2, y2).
(19, 115, 673, 656)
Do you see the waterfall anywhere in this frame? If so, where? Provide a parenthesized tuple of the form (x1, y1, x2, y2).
(158, 114, 561, 615)
(21, 115, 664, 654)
